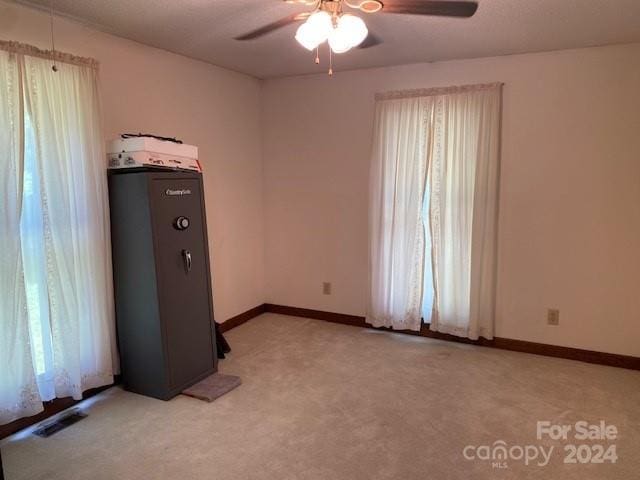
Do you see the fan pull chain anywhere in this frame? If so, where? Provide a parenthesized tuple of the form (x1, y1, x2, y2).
(315, 47, 320, 64)
(328, 45, 333, 76)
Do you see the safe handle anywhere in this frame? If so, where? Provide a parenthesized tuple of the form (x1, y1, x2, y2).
(182, 249, 192, 273)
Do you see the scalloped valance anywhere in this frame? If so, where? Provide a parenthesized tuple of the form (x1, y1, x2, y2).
(375, 82, 502, 101)
(0, 40, 98, 69)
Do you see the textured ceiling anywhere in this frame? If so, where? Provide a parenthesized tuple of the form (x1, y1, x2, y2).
(13, 0, 640, 78)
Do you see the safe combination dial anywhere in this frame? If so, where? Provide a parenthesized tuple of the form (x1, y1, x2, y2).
(174, 216, 190, 230)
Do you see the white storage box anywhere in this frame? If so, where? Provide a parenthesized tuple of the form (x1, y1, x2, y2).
(107, 150, 201, 172)
(107, 137, 201, 172)
(108, 137, 198, 159)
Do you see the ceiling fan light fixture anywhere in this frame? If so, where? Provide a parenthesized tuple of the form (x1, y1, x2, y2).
(235, 0, 480, 75)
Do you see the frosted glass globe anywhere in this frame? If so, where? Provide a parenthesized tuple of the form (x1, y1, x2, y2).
(295, 11, 333, 50)
(295, 22, 320, 50)
(328, 25, 352, 54)
(306, 11, 333, 43)
(338, 14, 368, 48)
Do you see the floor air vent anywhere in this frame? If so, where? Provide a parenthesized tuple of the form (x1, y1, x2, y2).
(33, 410, 87, 438)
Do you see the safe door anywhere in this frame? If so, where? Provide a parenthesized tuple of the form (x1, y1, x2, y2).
(149, 176, 216, 392)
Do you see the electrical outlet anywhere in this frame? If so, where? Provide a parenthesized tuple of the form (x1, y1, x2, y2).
(547, 309, 560, 326)
(322, 282, 332, 295)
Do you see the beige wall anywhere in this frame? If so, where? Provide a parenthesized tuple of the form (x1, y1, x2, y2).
(0, 1, 265, 323)
(262, 43, 640, 357)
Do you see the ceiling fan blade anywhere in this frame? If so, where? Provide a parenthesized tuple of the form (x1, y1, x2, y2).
(382, 1, 478, 18)
(358, 33, 383, 49)
(234, 13, 309, 40)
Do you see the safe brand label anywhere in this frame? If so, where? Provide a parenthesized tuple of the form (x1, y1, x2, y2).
(165, 189, 192, 196)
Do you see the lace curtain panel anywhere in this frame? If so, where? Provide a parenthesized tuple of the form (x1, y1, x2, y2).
(367, 97, 433, 331)
(0, 50, 43, 425)
(367, 83, 502, 338)
(0, 45, 117, 425)
(428, 86, 502, 339)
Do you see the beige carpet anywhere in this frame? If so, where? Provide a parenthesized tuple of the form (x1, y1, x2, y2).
(2, 313, 639, 479)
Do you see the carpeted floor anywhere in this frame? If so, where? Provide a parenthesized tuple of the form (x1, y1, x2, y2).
(2, 313, 639, 479)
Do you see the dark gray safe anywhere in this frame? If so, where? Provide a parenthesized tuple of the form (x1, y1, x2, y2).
(108, 169, 217, 400)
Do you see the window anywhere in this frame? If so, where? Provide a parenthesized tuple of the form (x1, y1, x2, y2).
(367, 84, 502, 340)
(0, 44, 117, 425)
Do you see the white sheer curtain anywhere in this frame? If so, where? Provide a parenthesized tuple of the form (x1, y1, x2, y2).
(23, 55, 118, 400)
(0, 50, 43, 425)
(1, 43, 117, 424)
(428, 86, 501, 339)
(367, 84, 501, 339)
(367, 97, 433, 331)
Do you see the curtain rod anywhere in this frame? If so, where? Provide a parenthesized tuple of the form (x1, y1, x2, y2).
(375, 82, 503, 101)
(0, 40, 99, 69)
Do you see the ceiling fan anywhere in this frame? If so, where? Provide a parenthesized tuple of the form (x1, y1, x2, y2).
(235, 1, 479, 63)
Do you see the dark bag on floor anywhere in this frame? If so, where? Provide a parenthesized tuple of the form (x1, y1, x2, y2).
(215, 322, 231, 359)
